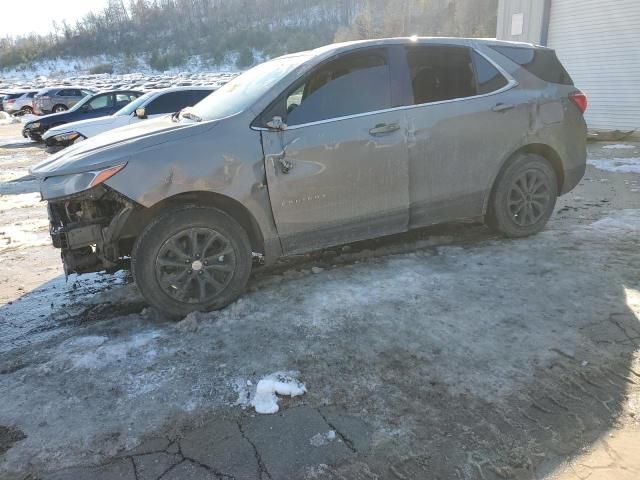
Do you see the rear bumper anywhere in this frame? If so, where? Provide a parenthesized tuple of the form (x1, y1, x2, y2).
(561, 163, 586, 195)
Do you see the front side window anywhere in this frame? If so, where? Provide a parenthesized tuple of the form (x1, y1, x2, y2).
(276, 49, 392, 126)
(88, 94, 114, 110)
(115, 93, 139, 106)
(145, 91, 192, 115)
(405, 45, 477, 105)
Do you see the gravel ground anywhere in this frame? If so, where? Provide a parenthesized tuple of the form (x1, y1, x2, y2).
(0, 124, 638, 480)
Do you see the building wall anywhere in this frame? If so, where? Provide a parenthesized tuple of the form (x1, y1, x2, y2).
(496, 0, 546, 44)
(497, 0, 640, 132)
(547, 0, 640, 131)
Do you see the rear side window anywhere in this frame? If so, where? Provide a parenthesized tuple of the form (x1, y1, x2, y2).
(27, 92, 37, 98)
(405, 45, 477, 104)
(491, 46, 573, 85)
(473, 52, 509, 94)
(272, 49, 392, 126)
(145, 91, 192, 115)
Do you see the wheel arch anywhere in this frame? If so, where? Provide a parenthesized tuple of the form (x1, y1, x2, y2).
(120, 191, 265, 255)
(484, 143, 564, 214)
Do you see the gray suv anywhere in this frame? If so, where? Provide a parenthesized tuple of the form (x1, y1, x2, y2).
(33, 86, 94, 114)
(30, 38, 587, 317)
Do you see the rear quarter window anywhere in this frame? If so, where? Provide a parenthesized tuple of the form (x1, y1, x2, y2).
(490, 46, 573, 85)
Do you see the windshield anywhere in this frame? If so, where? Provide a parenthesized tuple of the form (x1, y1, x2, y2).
(189, 53, 312, 121)
(115, 91, 154, 116)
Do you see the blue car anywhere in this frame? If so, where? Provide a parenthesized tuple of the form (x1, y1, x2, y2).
(22, 90, 143, 142)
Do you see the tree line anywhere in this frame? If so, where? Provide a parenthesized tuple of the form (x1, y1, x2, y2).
(0, 0, 498, 72)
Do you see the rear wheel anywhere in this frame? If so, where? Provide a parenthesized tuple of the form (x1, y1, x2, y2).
(132, 206, 252, 318)
(52, 104, 67, 113)
(20, 106, 33, 114)
(486, 153, 558, 237)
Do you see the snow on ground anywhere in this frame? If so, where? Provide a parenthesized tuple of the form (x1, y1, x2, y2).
(1, 208, 639, 473)
(309, 430, 336, 447)
(0, 112, 20, 125)
(588, 157, 640, 174)
(251, 371, 307, 414)
(602, 144, 637, 150)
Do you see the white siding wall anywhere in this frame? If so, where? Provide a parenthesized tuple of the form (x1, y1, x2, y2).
(547, 0, 640, 131)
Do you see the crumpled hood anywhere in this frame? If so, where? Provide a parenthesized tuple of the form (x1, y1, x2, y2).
(43, 115, 118, 139)
(30, 117, 217, 178)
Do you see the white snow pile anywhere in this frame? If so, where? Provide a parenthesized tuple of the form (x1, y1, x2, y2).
(588, 157, 640, 174)
(602, 144, 636, 150)
(250, 371, 306, 414)
(0, 112, 20, 125)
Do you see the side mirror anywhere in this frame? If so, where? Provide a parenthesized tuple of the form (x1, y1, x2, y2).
(135, 107, 147, 119)
(266, 116, 287, 131)
(81, 104, 90, 112)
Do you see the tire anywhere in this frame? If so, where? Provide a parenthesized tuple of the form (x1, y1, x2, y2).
(486, 153, 558, 238)
(21, 106, 33, 114)
(52, 104, 67, 113)
(132, 205, 252, 318)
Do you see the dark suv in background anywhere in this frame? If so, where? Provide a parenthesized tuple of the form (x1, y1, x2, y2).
(34, 87, 94, 115)
(23, 90, 143, 142)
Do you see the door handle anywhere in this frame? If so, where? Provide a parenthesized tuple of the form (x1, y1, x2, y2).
(369, 123, 401, 136)
(492, 103, 515, 113)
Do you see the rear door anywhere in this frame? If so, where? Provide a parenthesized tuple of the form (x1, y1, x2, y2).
(402, 44, 529, 227)
(259, 47, 410, 254)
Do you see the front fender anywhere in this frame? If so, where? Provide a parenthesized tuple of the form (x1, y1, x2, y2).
(104, 113, 281, 259)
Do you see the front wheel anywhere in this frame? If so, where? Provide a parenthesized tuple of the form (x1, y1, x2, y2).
(52, 104, 68, 113)
(132, 206, 253, 318)
(20, 106, 34, 114)
(486, 153, 558, 237)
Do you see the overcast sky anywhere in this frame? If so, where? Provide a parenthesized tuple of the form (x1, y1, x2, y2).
(3, 0, 108, 37)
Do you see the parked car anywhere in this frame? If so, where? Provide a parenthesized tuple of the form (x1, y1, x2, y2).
(1, 90, 38, 114)
(30, 37, 587, 317)
(42, 87, 214, 149)
(22, 90, 143, 143)
(33, 86, 94, 115)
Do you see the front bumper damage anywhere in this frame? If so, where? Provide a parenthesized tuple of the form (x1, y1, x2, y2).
(46, 185, 136, 275)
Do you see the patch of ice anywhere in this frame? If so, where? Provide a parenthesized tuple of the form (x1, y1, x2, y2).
(601, 144, 636, 150)
(61, 331, 162, 370)
(588, 158, 640, 174)
(251, 371, 306, 414)
(310, 430, 336, 447)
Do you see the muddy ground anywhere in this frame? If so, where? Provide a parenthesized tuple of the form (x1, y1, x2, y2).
(0, 122, 638, 480)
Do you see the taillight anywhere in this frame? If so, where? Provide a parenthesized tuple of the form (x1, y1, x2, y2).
(569, 90, 588, 114)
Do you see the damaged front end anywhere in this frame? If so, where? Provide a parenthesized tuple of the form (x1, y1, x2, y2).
(46, 185, 136, 275)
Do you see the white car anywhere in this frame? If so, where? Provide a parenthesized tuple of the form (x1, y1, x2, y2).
(43, 87, 214, 149)
(2, 90, 39, 114)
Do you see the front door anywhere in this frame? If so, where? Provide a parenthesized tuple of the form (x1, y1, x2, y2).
(260, 48, 410, 254)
